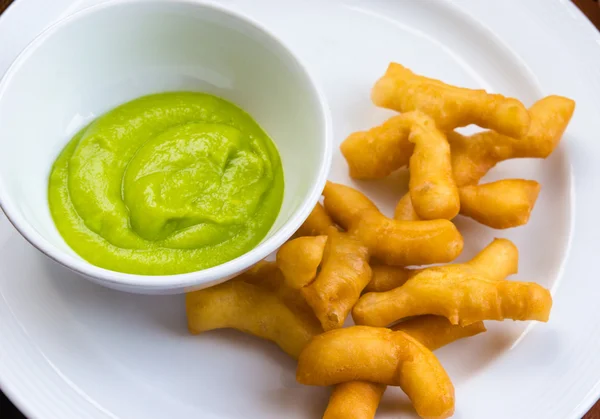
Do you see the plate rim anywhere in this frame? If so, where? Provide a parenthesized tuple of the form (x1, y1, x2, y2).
(1, 0, 600, 418)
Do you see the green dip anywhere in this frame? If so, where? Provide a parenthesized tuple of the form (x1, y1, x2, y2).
(48, 92, 284, 275)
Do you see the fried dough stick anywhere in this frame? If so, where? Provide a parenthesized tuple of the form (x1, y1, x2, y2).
(278, 229, 371, 331)
(365, 237, 518, 293)
(297, 326, 455, 419)
(371, 62, 530, 137)
(186, 265, 322, 359)
(323, 316, 485, 419)
(322, 182, 463, 266)
(394, 96, 574, 227)
(353, 265, 552, 327)
(295, 203, 336, 237)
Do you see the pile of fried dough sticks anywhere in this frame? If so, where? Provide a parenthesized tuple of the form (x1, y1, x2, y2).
(186, 63, 575, 419)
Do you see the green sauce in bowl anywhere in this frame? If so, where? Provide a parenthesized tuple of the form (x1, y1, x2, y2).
(49, 92, 284, 275)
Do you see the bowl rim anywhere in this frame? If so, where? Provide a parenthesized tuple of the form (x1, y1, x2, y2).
(0, 0, 333, 291)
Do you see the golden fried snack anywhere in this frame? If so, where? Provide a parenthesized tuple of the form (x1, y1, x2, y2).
(393, 315, 486, 350)
(186, 280, 322, 358)
(235, 261, 311, 316)
(295, 203, 336, 237)
(322, 182, 463, 265)
(394, 98, 572, 223)
(352, 209, 463, 266)
(353, 265, 552, 327)
(466, 238, 518, 281)
(408, 113, 459, 220)
(395, 178, 541, 228)
(278, 228, 373, 331)
(396, 98, 563, 227)
(363, 265, 415, 294)
(450, 95, 575, 186)
(459, 179, 541, 229)
(372, 62, 530, 137)
(323, 317, 485, 419)
(212, 261, 320, 338)
(302, 229, 372, 331)
(236, 260, 280, 285)
(394, 193, 421, 222)
(297, 326, 455, 419)
(394, 193, 421, 221)
(324, 382, 387, 419)
(364, 237, 517, 293)
(241, 262, 320, 324)
(322, 181, 379, 230)
(340, 113, 414, 179)
(395, 98, 560, 221)
(344, 95, 573, 189)
(520, 95, 576, 157)
(277, 235, 328, 289)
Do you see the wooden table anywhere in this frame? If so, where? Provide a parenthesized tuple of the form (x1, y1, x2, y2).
(0, 0, 599, 418)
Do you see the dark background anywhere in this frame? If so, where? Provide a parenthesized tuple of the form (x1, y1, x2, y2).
(0, 0, 599, 418)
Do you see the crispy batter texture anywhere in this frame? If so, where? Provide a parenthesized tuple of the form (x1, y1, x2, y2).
(393, 315, 486, 350)
(302, 229, 372, 331)
(322, 182, 463, 265)
(395, 97, 572, 224)
(297, 326, 455, 419)
(372, 63, 530, 137)
(459, 179, 541, 229)
(466, 238, 518, 281)
(364, 265, 416, 294)
(395, 178, 541, 228)
(324, 382, 387, 419)
(277, 236, 328, 289)
(394, 192, 422, 221)
(340, 113, 415, 179)
(408, 113, 459, 220)
(344, 95, 573, 189)
(236, 260, 280, 285)
(364, 237, 517, 293)
(277, 224, 373, 331)
(235, 261, 314, 318)
(324, 317, 485, 419)
(394, 193, 421, 221)
(186, 280, 322, 359)
(295, 203, 336, 237)
(322, 181, 379, 230)
(352, 209, 463, 266)
(353, 265, 552, 327)
(450, 96, 575, 187)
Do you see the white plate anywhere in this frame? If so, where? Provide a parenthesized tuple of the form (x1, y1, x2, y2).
(0, 1, 599, 418)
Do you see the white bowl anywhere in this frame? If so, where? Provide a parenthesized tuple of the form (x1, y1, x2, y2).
(0, 0, 332, 294)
